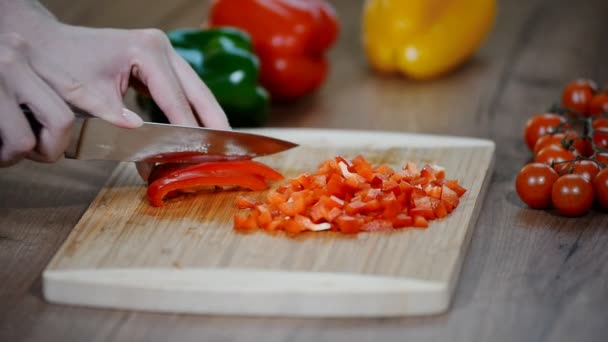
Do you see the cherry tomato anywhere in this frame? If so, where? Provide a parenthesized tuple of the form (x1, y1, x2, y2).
(535, 145, 576, 172)
(569, 134, 589, 156)
(571, 160, 601, 182)
(589, 93, 608, 116)
(593, 128, 608, 150)
(524, 113, 566, 151)
(593, 117, 608, 130)
(561, 79, 597, 116)
(533, 131, 587, 156)
(596, 153, 608, 167)
(594, 168, 608, 209)
(515, 163, 559, 209)
(551, 174, 594, 217)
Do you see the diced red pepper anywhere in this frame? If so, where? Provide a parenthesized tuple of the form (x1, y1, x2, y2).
(352, 155, 374, 180)
(256, 204, 273, 228)
(410, 207, 435, 220)
(413, 215, 429, 228)
(441, 185, 460, 209)
(278, 191, 308, 216)
(335, 215, 364, 234)
(434, 201, 449, 219)
(266, 216, 287, 231)
(425, 185, 442, 199)
(420, 165, 438, 183)
(326, 173, 346, 196)
(234, 211, 258, 231)
(326, 207, 342, 222)
(232, 155, 466, 235)
(236, 196, 259, 209)
(345, 200, 366, 215)
(446, 180, 467, 197)
(382, 179, 400, 194)
(392, 213, 413, 228)
(361, 219, 393, 232)
(285, 218, 307, 234)
(289, 173, 312, 190)
(380, 192, 401, 218)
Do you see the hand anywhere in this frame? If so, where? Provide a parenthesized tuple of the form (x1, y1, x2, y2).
(0, 2, 230, 166)
(0, 32, 74, 165)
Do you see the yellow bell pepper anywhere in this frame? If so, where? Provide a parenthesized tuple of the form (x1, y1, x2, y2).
(362, 0, 496, 80)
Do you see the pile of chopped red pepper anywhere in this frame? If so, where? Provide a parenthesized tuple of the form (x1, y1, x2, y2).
(234, 156, 467, 234)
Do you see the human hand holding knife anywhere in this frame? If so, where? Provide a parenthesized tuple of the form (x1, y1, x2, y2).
(18, 105, 297, 168)
(0, 0, 231, 166)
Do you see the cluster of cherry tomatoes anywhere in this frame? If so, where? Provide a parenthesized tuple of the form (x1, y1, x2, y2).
(516, 79, 608, 217)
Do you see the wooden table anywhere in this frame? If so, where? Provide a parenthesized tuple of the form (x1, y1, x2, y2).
(1, 0, 607, 341)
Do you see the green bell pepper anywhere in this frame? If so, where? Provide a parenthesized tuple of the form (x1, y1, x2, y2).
(137, 27, 270, 127)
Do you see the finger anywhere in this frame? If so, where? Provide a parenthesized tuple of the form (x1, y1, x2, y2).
(14, 70, 77, 162)
(170, 52, 231, 130)
(0, 94, 36, 166)
(132, 52, 198, 127)
(33, 64, 143, 129)
(70, 84, 143, 129)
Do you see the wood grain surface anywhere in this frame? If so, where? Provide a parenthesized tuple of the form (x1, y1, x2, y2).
(1, 0, 608, 341)
(43, 130, 494, 316)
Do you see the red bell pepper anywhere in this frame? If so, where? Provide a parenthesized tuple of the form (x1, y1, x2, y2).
(209, 0, 339, 100)
(147, 160, 284, 207)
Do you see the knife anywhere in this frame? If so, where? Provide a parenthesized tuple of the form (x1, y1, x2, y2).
(20, 107, 298, 163)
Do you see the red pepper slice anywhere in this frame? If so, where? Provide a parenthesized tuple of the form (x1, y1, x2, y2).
(148, 163, 194, 184)
(189, 160, 284, 181)
(147, 170, 269, 207)
(147, 160, 284, 207)
(150, 160, 284, 184)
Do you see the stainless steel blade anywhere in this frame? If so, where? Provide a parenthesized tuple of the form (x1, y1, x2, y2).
(65, 118, 298, 162)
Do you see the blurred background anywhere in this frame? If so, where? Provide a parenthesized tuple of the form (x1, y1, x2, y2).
(38, 0, 494, 135)
(39, 0, 608, 140)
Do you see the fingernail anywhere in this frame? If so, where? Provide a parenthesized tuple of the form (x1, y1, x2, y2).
(122, 108, 144, 127)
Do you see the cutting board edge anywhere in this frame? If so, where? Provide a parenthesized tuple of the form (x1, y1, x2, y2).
(42, 267, 450, 317)
(444, 146, 495, 299)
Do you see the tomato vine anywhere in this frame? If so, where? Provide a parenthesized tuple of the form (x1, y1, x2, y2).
(517, 79, 608, 216)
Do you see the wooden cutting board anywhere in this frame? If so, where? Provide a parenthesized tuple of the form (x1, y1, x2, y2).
(43, 128, 494, 317)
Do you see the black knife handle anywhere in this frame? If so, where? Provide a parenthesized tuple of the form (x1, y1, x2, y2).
(21, 105, 86, 159)
(21, 105, 43, 138)
(0, 105, 42, 161)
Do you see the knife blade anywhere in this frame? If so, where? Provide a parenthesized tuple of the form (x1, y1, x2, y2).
(21, 107, 298, 163)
